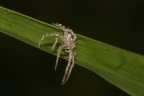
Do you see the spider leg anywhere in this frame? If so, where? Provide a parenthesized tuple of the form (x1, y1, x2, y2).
(64, 53, 75, 83)
(55, 45, 63, 70)
(52, 38, 58, 51)
(38, 33, 61, 48)
(61, 51, 73, 84)
(38, 35, 47, 48)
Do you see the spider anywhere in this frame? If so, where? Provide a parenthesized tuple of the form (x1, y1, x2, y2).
(38, 23, 77, 84)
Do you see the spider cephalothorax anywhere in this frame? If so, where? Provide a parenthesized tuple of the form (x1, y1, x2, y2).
(38, 23, 77, 84)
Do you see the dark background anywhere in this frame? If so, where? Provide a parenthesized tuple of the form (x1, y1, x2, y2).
(0, 0, 144, 96)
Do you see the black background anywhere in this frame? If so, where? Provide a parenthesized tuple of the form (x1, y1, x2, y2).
(0, 0, 144, 96)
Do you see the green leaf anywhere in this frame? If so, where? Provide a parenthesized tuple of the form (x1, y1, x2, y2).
(0, 6, 144, 96)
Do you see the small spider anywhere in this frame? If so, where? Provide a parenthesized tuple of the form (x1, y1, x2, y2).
(38, 23, 77, 84)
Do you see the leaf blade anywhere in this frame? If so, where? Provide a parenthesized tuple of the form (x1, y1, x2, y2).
(0, 6, 144, 96)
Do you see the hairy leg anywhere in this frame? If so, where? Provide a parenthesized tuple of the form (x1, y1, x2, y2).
(38, 33, 61, 48)
(38, 34, 47, 48)
(55, 46, 63, 70)
(62, 52, 73, 84)
(63, 54, 75, 84)
(52, 38, 58, 51)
